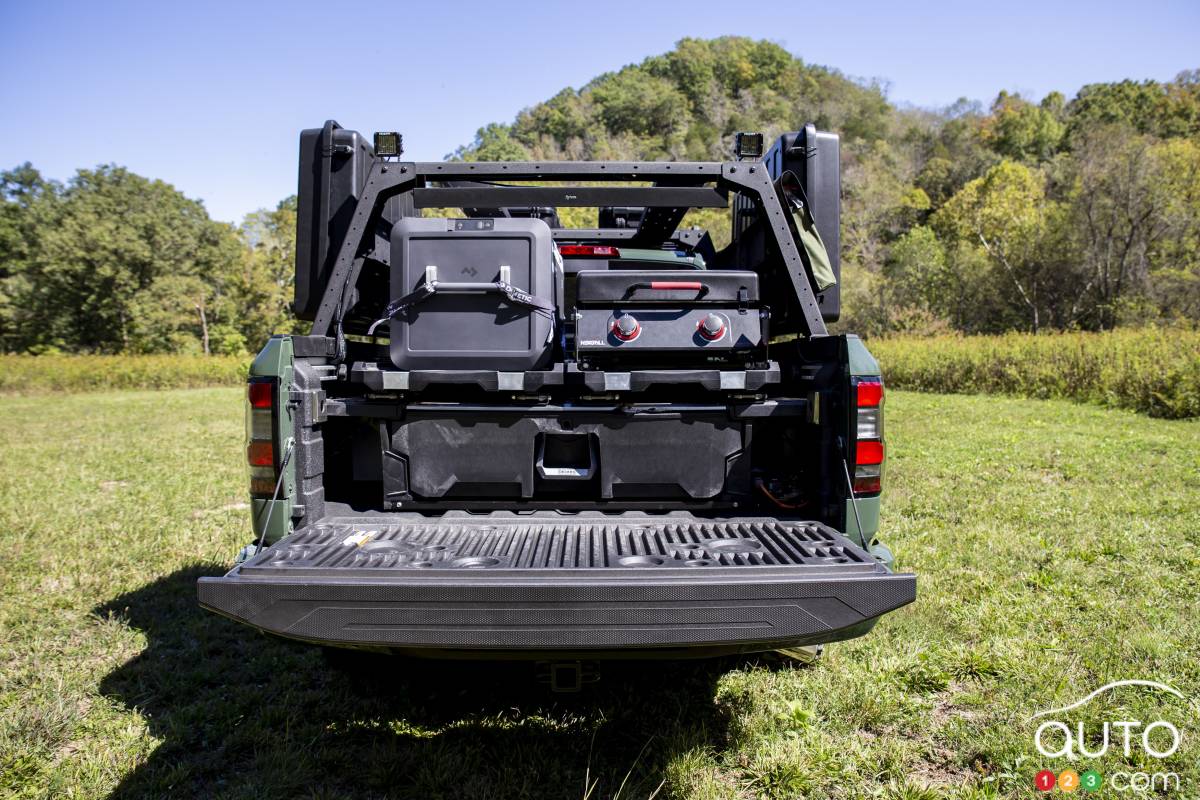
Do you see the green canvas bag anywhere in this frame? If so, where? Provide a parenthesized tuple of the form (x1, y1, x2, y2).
(778, 171, 837, 291)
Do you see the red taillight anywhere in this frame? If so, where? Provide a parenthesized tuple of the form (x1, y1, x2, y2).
(853, 376, 884, 497)
(247, 440, 274, 467)
(559, 244, 620, 257)
(248, 381, 274, 409)
(856, 380, 883, 408)
(856, 440, 884, 466)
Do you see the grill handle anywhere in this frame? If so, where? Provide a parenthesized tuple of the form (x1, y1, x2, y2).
(624, 281, 709, 298)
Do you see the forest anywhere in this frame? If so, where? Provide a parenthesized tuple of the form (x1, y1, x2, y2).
(2, 36, 1198, 355)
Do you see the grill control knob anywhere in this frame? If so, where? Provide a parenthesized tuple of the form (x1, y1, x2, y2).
(698, 313, 726, 341)
(612, 314, 640, 342)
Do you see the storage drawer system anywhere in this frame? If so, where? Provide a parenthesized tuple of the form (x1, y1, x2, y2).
(381, 408, 752, 507)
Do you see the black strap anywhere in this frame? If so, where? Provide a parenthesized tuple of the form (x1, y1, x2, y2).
(495, 282, 557, 315)
(367, 284, 437, 335)
(367, 280, 555, 336)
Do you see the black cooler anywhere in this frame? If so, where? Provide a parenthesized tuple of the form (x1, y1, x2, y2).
(388, 217, 559, 371)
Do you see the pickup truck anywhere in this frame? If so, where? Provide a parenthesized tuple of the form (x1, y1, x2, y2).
(198, 121, 915, 664)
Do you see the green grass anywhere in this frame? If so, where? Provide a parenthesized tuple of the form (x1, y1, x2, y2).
(868, 329, 1200, 419)
(0, 354, 248, 395)
(1, 389, 1197, 799)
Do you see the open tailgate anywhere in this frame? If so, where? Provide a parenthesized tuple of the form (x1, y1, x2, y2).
(199, 515, 914, 654)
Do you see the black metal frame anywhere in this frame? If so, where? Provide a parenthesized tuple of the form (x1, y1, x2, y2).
(413, 185, 728, 209)
(309, 160, 829, 339)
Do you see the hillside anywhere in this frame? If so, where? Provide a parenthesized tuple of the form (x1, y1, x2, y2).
(455, 38, 893, 163)
(456, 37, 1200, 336)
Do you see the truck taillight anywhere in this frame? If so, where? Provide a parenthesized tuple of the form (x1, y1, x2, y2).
(246, 377, 278, 496)
(853, 378, 884, 496)
(248, 381, 273, 409)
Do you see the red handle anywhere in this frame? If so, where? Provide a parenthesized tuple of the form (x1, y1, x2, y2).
(649, 281, 703, 290)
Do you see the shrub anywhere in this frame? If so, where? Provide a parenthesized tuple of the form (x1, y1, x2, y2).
(0, 354, 249, 394)
(868, 329, 1200, 419)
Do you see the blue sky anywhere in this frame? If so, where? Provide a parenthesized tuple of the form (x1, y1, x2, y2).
(2, 0, 1196, 223)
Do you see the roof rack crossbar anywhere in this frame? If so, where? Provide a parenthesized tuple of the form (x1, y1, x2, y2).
(412, 186, 727, 208)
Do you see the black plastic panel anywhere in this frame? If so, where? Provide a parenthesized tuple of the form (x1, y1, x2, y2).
(762, 127, 840, 321)
(197, 515, 915, 651)
(243, 517, 872, 571)
(295, 121, 382, 320)
(386, 412, 747, 502)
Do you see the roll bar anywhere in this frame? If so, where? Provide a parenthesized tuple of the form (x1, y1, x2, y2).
(309, 159, 829, 340)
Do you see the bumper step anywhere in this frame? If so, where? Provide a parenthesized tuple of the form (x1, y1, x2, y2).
(198, 515, 915, 654)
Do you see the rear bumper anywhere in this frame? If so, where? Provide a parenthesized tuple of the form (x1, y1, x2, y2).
(198, 516, 915, 654)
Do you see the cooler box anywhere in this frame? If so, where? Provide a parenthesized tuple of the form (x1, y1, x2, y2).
(388, 217, 558, 371)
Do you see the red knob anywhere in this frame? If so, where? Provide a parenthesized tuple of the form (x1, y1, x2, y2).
(612, 314, 640, 342)
(698, 313, 725, 341)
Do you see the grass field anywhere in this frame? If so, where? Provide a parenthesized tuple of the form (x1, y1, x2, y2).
(868, 329, 1200, 419)
(0, 355, 248, 395)
(4, 329, 1197, 421)
(1, 388, 1197, 799)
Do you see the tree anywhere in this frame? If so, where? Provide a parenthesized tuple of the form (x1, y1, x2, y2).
(841, 141, 930, 279)
(458, 37, 899, 163)
(236, 195, 300, 348)
(129, 274, 218, 354)
(934, 160, 1064, 332)
(587, 69, 689, 139)
(884, 225, 948, 315)
(912, 100, 999, 210)
(1066, 76, 1200, 141)
(5, 165, 242, 353)
(980, 91, 1064, 161)
(452, 123, 530, 162)
(1064, 128, 1200, 327)
(0, 164, 57, 351)
(1145, 136, 1200, 321)
(0, 163, 53, 270)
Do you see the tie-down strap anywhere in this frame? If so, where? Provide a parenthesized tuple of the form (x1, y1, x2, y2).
(367, 267, 556, 337)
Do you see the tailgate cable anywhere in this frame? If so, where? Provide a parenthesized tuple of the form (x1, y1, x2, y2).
(841, 458, 870, 551)
(253, 438, 295, 557)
